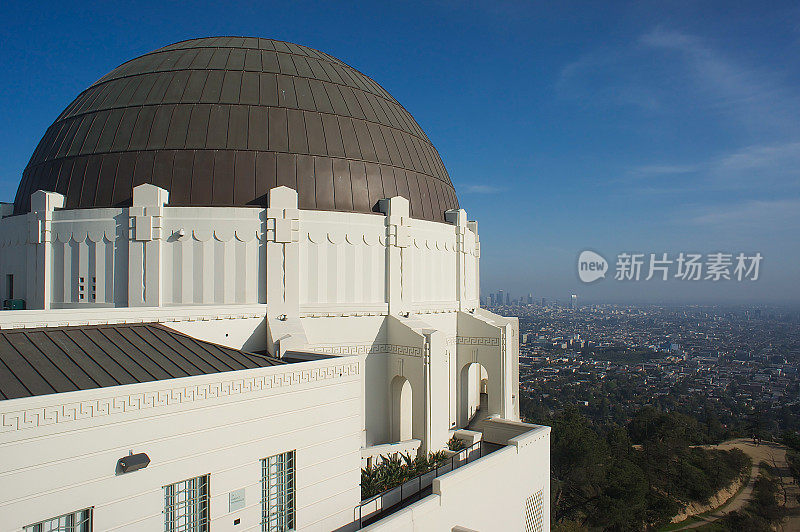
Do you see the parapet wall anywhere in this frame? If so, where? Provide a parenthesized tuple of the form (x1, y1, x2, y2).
(0, 186, 480, 314)
(362, 424, 551, 532)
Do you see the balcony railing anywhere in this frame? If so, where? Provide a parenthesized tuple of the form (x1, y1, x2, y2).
(356, 440, 492, 528)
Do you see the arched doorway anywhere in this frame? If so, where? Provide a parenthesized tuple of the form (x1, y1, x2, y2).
(460, 362, 489, 426)
(390, 376, 413, 441)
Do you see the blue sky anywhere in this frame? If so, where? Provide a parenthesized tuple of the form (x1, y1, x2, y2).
(1, 1, 798, 304)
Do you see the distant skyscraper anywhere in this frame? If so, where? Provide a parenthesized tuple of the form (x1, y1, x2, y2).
(498, 290, 504, 305)
(527, 293, 533, 304)
(541, 297, 546, 306)
(505, 292, 511, 305)
(570, 294, 577, 309)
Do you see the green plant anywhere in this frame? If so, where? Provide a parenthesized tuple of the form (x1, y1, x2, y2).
(447, 435, 466, 451)
(361, 450, 453, 499)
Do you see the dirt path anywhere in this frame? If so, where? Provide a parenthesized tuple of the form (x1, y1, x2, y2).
(672, 438, 800, 531)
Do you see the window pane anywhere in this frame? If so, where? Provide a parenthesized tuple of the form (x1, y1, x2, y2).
(25, 508, 92, 532)
(262, 451, 296, 532)
(164, 474, 210, 532)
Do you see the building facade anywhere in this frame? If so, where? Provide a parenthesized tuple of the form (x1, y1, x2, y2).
(0, 37, 549, 531)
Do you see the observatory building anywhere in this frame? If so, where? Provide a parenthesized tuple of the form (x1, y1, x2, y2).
(0, 37, 549, 531)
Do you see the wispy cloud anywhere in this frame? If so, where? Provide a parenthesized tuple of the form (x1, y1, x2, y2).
(461, 184, 507, 194)
(628, 141, 800, 191)
(641, 28, 800, 133)
(556, 48, 663, 111)
(558, 28, 800, 133)
(628, 164, 701, 177)
(687, 198, 800, 227)
(717, 141, 800, 172)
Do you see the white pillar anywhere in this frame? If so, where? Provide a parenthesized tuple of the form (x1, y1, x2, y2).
(128, 184, 168, 307)
(264, 187, 310, 356)
(265, 186, 300, 319)
(379, 196, 411, 316)
(445, 208, 469, 311)
(28, 191, 65, 309)
(468, 220, 480, 304)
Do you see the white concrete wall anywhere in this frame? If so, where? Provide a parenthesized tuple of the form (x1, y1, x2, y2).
(47, 208, 126, 307)
(296, 309, 518, 453)
(301, 315, 389, 447)
(160, 207, 266, 306)
(406, 218, 458, 306)
(0, 305, 269, 352)
(0, 357, 362, 532)
(165, 316, 268, 352)
(361, 439, 421, 468)
(1, 187, 520, 456)
(0, 186, 480, 316)
(299, 211, 387, 311)
(412, 313, 459, 431)
(362, 425, 551, 532)
(0, 185, 547, 532)
(0, 214, 27, 303)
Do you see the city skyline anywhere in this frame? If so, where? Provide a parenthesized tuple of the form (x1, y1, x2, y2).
(1, 1, 798, 304)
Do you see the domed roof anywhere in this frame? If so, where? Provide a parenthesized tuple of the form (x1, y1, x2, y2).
(13, 37, 458, 221)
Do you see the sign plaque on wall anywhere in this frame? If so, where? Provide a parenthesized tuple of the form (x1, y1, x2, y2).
(229, 489, 246, 512)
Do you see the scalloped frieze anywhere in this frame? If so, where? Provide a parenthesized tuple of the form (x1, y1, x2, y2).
(327, 229, 345, 244)
(213, 228, 234, 242)
(192, 229, 212, 242)
(53, 226, 117, 243)
(303, 231, 386, 247)
(234, 229, 258, 242)
(362, 233, 376, 246)
(181, 224, 261, 242)
(0, 233, 26, 247)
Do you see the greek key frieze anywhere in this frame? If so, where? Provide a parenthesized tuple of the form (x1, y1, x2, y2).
(310, 343, 424, 357)
(0, 362, 359, 434)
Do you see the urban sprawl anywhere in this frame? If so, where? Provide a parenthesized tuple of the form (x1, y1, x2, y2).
(485, 293, 800, 435)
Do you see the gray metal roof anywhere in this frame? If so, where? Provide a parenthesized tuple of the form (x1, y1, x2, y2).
(14, 37, 459, 222)
(0, 322, 285, 400)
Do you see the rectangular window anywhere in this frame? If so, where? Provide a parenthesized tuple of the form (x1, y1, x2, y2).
(164, 474, 210, 532)
(25, 507, 92, 532)
(262, 451, 295, 532)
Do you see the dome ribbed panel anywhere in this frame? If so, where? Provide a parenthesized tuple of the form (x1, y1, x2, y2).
(14, 37, 458, 221)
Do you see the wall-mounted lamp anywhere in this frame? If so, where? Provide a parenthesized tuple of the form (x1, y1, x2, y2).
(116, 451, 151, 475)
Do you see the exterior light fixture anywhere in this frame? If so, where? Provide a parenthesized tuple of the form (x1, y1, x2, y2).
(116, 452, 151, 475)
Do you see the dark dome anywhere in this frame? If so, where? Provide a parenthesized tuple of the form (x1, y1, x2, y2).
(14, 37, 458, 221)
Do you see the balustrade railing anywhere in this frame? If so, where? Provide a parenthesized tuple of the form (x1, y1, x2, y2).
(356, 440, 487, 528)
